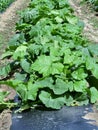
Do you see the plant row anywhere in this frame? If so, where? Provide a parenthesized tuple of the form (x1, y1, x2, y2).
(0, 0, 98, 111)
(0, 0, 15, 12)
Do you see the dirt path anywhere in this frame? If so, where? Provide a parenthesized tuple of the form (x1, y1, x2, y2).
(69, 0, 98, 43)
(0, 0, 29, 30)
(0, 0, 30, 54)
(0, 0, 30, 130)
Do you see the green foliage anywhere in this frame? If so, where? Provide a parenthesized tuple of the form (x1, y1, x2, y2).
(0, 0, 98, 111)
(0, 91, 16, 111)
(82, 0, 98, 11)
(0, 0, 15, 12)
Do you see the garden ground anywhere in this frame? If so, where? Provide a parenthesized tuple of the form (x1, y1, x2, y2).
(0, 0, 98, 129)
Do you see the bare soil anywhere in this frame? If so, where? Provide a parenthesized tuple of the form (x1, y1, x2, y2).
(0, 0, 30, 130)
(69, 0, 98, 43)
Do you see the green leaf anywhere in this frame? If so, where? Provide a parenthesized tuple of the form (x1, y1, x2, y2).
(0, 80, 23, 89)
(31, 55, 52, 76)
(66, 16, 78, 24)
(51, 63, 64, 75)
(86, 57, 98, 79)
(39, 91, 65, 109)
(76, 93, 89, 106)
(16, 84, 28, 101)
(13, 45, 28, 59)
(0, 91, 9, 102)
(27, 81, 38, 101)
(65, 95, 74, 106)
(88, 44, 98, 56)
(8, 33, 20, 47)
(64, 54, 74, 64)
(72, 68, 87, 80)
(53, 78, 68, 95)
(91, 64, 98, 79)
(1, 51, 13, 59)
(55, 16, 63, 23)
(63, 49, 74, 64)
(90, 87, 98, 103)
(31, 55, 64, 76)
(68, 81, 74, 92)
(1, 0, 98, 111)
(0, 64, 11, 77)
(20, 59, 30, 73)
(79, 99, 89, 106)
(28, 44, 42, 55)
(77, 20, 84, 29)
(15, 73, 27, 81)
(86, 57, 95, 70)
(27, 78, 53, 100)
(74, 80, 88, 92)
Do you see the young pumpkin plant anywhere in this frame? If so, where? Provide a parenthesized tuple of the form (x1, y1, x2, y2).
(0, 0, 98, 111)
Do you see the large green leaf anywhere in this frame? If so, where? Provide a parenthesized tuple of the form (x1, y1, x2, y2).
(86, 57, 98, 79)
(90, 87, 98, 103)
(27, 78, 53, 100)
(0, 80, 23, 89)
(91, 64, 98, 79)
(66, 16, 78, 25)
(64, 54, 74, 64)
(31, 55, 64, 76)
(39, 91, 65, 109)
(16, 84, 28, 101)
(31, 55, 52, 76)
(20, 59, 30, 73)
(72, 68, 87, 80)
(53, 78, 69, 95)
(27, 81, 38, 101)
(15, 73, 27, 81)
(74, 80, 88, 92)
(0, 64, 11, 77)
(13, 45, 28, 60)
(1, 51, 13, 59)
(88, 44, 98, 56)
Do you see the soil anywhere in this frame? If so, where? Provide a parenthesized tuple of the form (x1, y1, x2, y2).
(0, 0, 30, 130)
(83, 105, 98, 126)
(69, 0, 98, 43)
